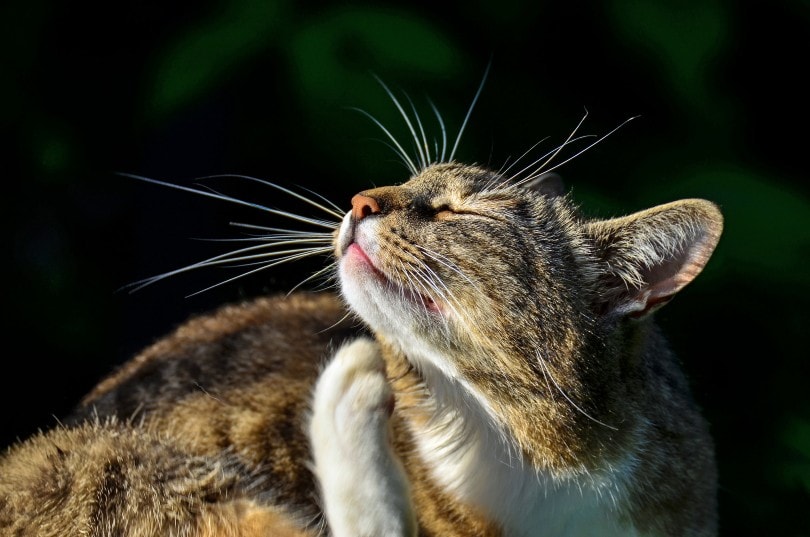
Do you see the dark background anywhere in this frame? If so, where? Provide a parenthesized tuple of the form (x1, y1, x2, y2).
(4, 1, 808, 534)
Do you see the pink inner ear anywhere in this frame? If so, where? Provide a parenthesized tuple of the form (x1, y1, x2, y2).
(628, 231, 716, 317)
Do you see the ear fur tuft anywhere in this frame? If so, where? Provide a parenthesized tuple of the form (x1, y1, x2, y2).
(586, 199, 723, 317)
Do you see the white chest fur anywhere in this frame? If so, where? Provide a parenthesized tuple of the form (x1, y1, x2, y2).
(405, 347, 645, 537)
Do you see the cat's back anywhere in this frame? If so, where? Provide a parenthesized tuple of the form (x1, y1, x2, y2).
(0, 418, 314, 536)
(0, 292, 360, 537)
(73, 291, 359, 422)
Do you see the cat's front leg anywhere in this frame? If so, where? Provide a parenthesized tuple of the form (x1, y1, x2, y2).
(309, 337, 416, 537)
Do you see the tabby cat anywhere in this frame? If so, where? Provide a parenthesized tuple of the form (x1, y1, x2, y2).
(0, 83, 722, 536)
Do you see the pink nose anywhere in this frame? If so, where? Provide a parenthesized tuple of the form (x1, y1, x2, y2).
(351, 194, 381, 220)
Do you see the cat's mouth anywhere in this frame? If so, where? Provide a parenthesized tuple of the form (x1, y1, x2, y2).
(343, 243, 443, 314)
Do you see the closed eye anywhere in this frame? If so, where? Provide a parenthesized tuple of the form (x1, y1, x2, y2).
(435, 204, 455, 220)
(434, 204, 486, 220)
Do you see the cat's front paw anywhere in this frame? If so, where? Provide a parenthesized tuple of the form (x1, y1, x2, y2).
(310, 337, 393, 449)
(309, 337, 415, 537)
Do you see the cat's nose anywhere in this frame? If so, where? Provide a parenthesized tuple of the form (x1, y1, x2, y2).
(351, 194, 381, 221)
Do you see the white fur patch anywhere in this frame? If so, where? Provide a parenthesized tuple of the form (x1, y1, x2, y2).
(309, 338, 416, 537)
(403, 346, 646, 537)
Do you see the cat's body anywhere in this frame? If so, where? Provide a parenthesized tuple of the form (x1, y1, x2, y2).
(0, 160, 721, 536)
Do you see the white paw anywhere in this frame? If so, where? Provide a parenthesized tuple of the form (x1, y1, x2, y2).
(312, 338, 392, 445)
(309, 337, 416, 537)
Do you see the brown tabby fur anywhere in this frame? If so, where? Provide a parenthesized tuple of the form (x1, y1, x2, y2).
(0, 161, 722, 536)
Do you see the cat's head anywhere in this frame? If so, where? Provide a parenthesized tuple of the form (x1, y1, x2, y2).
(335, 162, 722, 383)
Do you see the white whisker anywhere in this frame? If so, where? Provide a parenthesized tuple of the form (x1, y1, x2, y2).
(517, 115, 639, 183)
(364, 136, 420, 173)
(300, 186, 345, 215)
(449, 61, 491, 162)
(513, 114, 638, 186)
(427, 98, 448, 163)
(316, 309, 357, 335)
(228, 222, 335, 236)
(118, 169, 344, 296)
(498, 137, 550, 177)
(198, 235, 332, 244)
(350, 108, 419, 175)
(118, 173, 337, 229)
(185, 249, 331, 298)
(513, 109, 590, 184)
(285, 264, 337, 296)
(535, 351, 618, 431)
(199, 174, 345, 219)
(504, 134, 596, 187)
(206, 247, 333, 270)
(405, 265, 454, 337)
(400, 268, 431, 319)
(406, 93, 432, 165)
(410, 261, 464, 324)
(373, 76, 426, 170)
(125, 245, 331, 292)
(122, 242, 295, 292)
(415, 245, 483, 296)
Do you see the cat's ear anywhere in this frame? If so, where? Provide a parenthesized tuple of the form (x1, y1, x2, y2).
(585, 199, 723, 318)
(522, 173, 566, 197)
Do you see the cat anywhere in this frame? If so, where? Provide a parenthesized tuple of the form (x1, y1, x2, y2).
(0, 84, 722, 536)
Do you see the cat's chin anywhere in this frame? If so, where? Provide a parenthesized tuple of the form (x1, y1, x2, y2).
(339, 243, 445, 330)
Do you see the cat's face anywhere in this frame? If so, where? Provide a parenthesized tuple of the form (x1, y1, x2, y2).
(335, 163, 587, 365)
(335, 161, 722, 395)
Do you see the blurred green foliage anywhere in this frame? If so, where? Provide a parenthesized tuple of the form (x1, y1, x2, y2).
(782, 417, 810, 492)
(150, 0, 289, 118)
(611, 0, 731, 118)
(4, 0, 809, 535)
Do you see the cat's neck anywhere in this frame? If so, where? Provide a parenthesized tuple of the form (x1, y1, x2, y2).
(384, 339, 645, 537)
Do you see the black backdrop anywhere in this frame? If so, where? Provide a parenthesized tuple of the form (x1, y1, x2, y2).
(4, 1, 809, 534)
